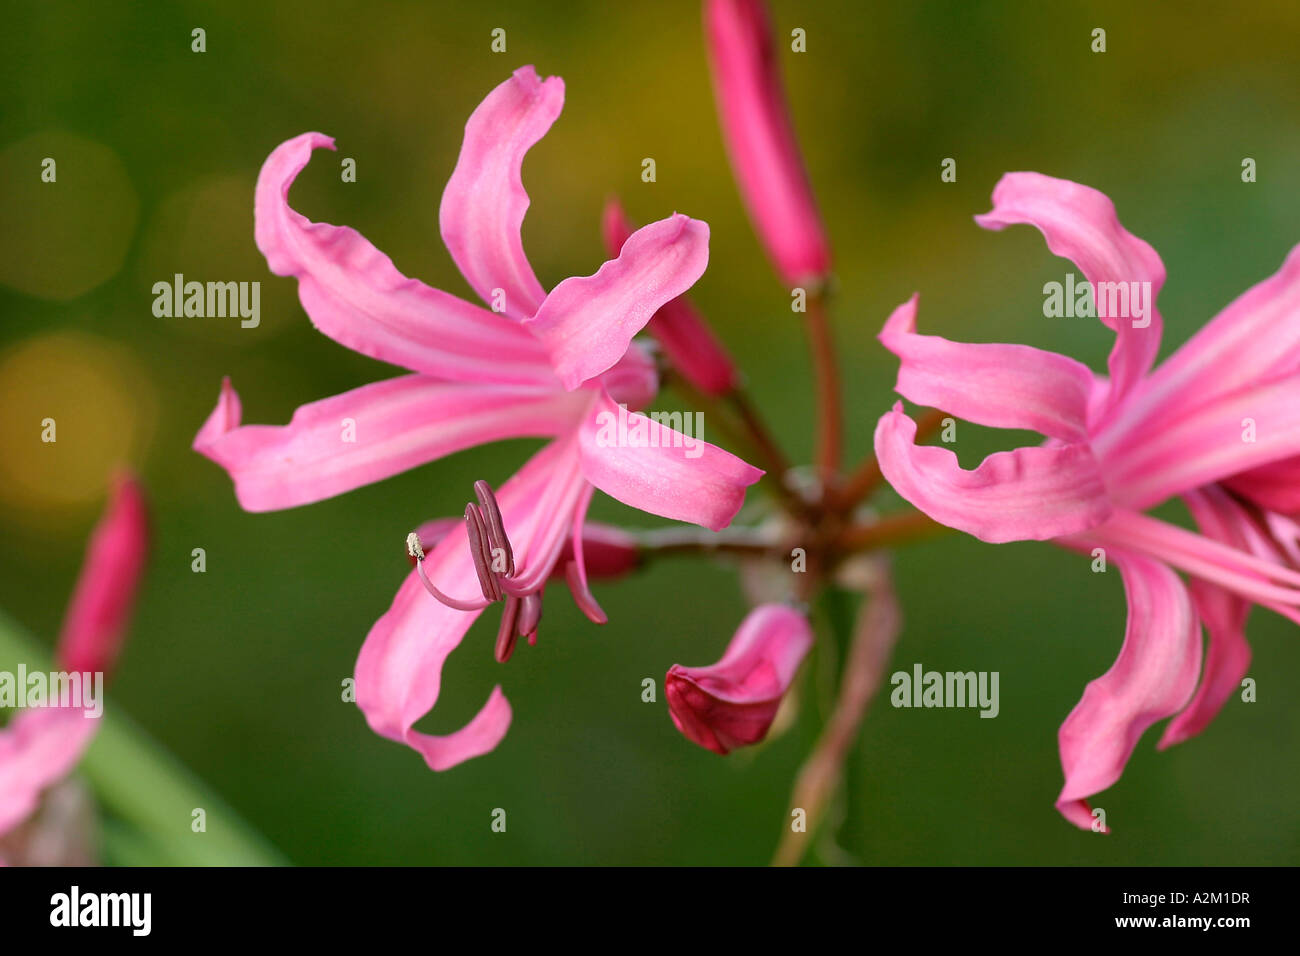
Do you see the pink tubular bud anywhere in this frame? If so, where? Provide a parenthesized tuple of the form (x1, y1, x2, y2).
(54, 472, 150, 680)
(704, 0, 831, 286)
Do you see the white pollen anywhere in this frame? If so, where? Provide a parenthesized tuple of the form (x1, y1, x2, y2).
(406, 531, 425, 561)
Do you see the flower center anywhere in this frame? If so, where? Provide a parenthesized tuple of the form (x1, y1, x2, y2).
(406, 480, 543, 663)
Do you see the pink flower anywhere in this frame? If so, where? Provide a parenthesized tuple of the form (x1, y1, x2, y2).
(602, 198, 739, 396)
(194, 66, 764, 771)
(0, 474, 149, 846)
(704, 0, 831, 286)
(873, 171, 1300, 828)
(666, 603, 812, 754)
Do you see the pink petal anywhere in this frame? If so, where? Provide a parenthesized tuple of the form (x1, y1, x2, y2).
(602, 198, 738, 396)
(439, 65, 563, 321)
(873, 403, 1112, 544)
(0, 708, 100, 837)
(559, 522, 641, 580)
(577, 390, 763, 532)
(594, 340, 659, 412)
(666, 603, 812, 754)
(975, 172, 1165, 414)
(1055, 552, 1201, 830)
(1111, 243, 1300, 446)
(1073, 509, 1300, 616)
(55, 473, 149, 678)
(1224, 454, 1300, 516)
(525, 215, 711, 390)
(498, 436, 592, 594)
(1158, 488, 1255, 749)
(354, 438, 585, 771)
(878, 294, 1095, 442)
(193, 375, 588, 512)
(256, 132, 553, 385)
(560, 484, 607, 624)
(704, 0, 830, 285)
(1103, 377, 1300, 510)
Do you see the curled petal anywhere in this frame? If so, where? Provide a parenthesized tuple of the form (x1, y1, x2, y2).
(975, 172, 1165, 412)
(704, 0, 830, 285)
(1055, 552, 1201, 830)
(193, 375, 588, 512)
(0, 708, 100, 837)
(879, 294, 1095, 442)
(561, 484, 607, 624)
(666, 603, 813, 754)
(1158, 488, 1255, 749)
(873, 403, 1112, 544)
(354, 439, 582, 771)
(256, 132, 553, 384)
(526, 215, 711, 390)
(55, 473, 149, 678)
(603, 198, 738, 396)
(439, 65, 563, 320)
(577, 391, 763, 532)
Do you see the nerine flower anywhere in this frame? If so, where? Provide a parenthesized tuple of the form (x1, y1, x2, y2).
(0, 474, 149, 859)
(667, 603, 812, 755)
(194, 66, 763, 771)
(873, 172, 1300, 828)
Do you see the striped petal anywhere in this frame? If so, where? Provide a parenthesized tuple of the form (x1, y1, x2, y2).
(439, 65, 563, 321)
(194, 375, 588, 511)
(257, 132, 553, 384)
(975, 172, 1165, 415)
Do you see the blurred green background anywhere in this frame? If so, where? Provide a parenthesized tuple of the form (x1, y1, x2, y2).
(2, 0, 1299, 864)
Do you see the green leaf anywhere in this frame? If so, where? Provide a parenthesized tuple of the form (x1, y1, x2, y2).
(0, 610, 287, 866)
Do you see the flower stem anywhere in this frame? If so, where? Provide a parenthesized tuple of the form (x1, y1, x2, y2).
(630, 525, 786, 560)
(838, 509, 951, 552)
(804, 291, 843, 489)
(728, 387, 794, 482)
(773, 562, 900, 866)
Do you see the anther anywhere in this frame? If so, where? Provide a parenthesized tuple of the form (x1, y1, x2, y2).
(465, 503, 502, 602)
(405, 532, 425, 562)
(474, 480, 515, 577)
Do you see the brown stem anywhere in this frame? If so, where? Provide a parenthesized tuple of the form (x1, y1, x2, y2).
(804, 292, 843, 489)
(728, 388, 794, 481)
(837, 509, 949, 552)
(773, 561, 901, 866)
(631, 526, 787, 560)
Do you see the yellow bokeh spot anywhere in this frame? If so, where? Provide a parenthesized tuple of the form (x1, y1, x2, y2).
(0, 332, 155, 529)
(0, 130, 139, 301)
